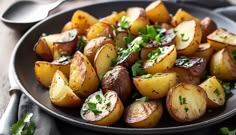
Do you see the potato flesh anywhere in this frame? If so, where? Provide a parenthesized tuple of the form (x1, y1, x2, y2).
(199, 76, 225, 108)
(100, 11, 126, 26)
(167, 83, 207, 122)
(192, 43, 214, 61)
(86, 22, 113, 41)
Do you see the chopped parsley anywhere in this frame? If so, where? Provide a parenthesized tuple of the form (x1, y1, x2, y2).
(68, 32, 74, 38)
(123, 31, 133, 44)
(77, 37, 87, 52)
(220, 127, 236, 135)
(111, 25, 118, 36)
(214, 88, 221, 96)
(184, 107, 189, 112)
(11, 112, 35, 135)
(180, 33, 189, 42)
(131, 60, 144, 76)
(138, 25, 165, 44)
(221, 81, 231, 95)
(136, 96, 149, 102)
(87, 102, 102, 115)
(219, 35, 227, 39)
(142, 74, 153, 79)
(147, 48, 162, 63)
(96, 94, 103, 104)
(41, 33, 47, 37)
(179, 95, 187, 105)
(118, 16, 130, 30)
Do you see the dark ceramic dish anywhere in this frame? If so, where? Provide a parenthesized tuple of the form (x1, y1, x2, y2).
(10, 1, 236, 134)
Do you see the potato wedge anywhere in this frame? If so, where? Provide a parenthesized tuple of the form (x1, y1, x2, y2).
(62, 21, 74, 32)
(34, 58, 71, 87)
(127, 7, 150, 35)
(210, 48, 236, 81)
(102, 66, 132, 104)
(71, 10, 98, 35)
(200, 17, 217, 43)
(100, 11, 126, 26)
(199, 76, 225, 108)
(166, 83, 207, 122)
(143, 45, 177, 73)
(69, 51, 99, 98)
(115, 31, 128, 49)
(86, 22, 113, 41)
(133, 72, 176, 99)
(171, 8, 200, 27)
(175, 20, 202, 55)
(81, 90, 124, 126)
(84, 37, 115, 64)
(145, 0, 171, 23)
(49, 70, 81, 107)
(125, 100, 163, 128)
(207, 28, 236, 51)
(192, 43, 214, 61)
(94, 44, 117, 79)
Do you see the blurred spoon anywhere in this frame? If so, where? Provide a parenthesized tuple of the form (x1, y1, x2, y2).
(1, 0, 66, 32)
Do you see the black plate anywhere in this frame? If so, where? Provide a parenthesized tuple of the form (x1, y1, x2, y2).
(10, 1, 236, 134)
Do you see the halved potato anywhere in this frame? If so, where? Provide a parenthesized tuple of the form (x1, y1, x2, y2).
(210, 48, 236, 81)
(62, 21, 74, 32)
(94, 44, 117, 79)
(133, 72, 177, 99)
(81, 90, 124, 126)
(192, 43, 214, 61)
(140, 47, 156, 60)
(207, 28, 236, 51)
(145, 0, 171, 23)
(166, 83, 207, 122)
(175, 20, 202, 55)
(125, 100, 163, 128)
(199, 76, 225, 108)
(143, 45, 177, 73)
(200, 17, 217, 43)
(34, 58, 71, 87)
(69, 51, 99, 98)
(83, 37, 115, 64)
(100, 11, 126, 26)
(49, 70, 81, 107)
(127, 7, 150, 35)
(171, 8, 200, 27)
(86, 22, 113, 41)
(71, 10, 98, 35)
(115, 31, 128, 49)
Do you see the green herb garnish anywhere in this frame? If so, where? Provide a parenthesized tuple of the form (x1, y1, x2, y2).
(184, 107, 189, 112)
(41, 33, 47, 37)
(219, 35, 227, 39)
(214, 88, 221, 96)
(11, 112, 36, 135)
(131, 60, 144, 76)
(77, 37, 87, 52)
(136, 96, 149, 102)
(179, 95, 187, 105)
(221, 81, 231, 95)
(220, 127, 236, 135)
(96, 94, 103, 103)
(118, 16, 130, 29)
(142, 74, 153, 79)
(123, 31, 133, 44)
(87, 102, 102, 115)
(111, 25, 118, 36)
(147, 48, 162, 63)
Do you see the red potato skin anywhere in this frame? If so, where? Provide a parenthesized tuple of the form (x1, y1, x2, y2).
(117, 52, 139, 68)
(200, 17, 217, 43)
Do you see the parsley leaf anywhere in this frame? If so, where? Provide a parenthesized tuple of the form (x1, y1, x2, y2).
(87, 102, 102, 115)
(136, 96, 149, 102)
(11, 112, 35, 135)
(131, 60, 144, 76)
(221, 81, 231, 95)
(142, 74, 153, 79)
(220, 127, 236, 135)
(118, 16, 130, 30)
(77, 37, 87, 52)
(96, 94, 103, 104)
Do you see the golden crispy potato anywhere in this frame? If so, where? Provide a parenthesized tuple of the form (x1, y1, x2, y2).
(133, 72, 176, 99)
(127, 7, 150, 35)
(192, 43, 214, 61)
(100, 11, 126, 26)
(34, 58, 70, 87)
(200, 17, 217, 43)
(125, 100, 163, 128)
(94, 44, 117, 79)
(81, 90, 124, 126)
(49, 70, 81, 107)
(140, 47, 156, 60)
(143, 45, 177, 73)
(102, 66, 132, 104)
(171, 8, 200, 27)
(175, 20, 202, 55)
(33, 36, 52, 61)
(62, 21, 74, 32)
(207, 28, 236, 51)
(199, 76, 225, 108)
(71, 10, 98, 35)
(145, 0, 171, 23)
(166, 83, 207, 122)
(84, 37, 115, 64)
(210, 48, 236, 81)
(86, 22, 113, 41)
(69, 51, 99, 98)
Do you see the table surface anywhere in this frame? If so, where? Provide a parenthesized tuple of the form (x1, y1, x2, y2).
(1, 0, 236, 133)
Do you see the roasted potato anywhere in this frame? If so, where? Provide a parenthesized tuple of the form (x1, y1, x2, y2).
(117, 52, 139, 68)
(94, 44, 117, 79)
(143, 45, 177, 73)
(49, 70, 81, 107)
(170, 56, 207, 85)
(133, 72, 177, 99)
(210, 48, 236, 81)
(207, 28, 236, 51)
(200, 17, 217, 43)
(71, 10, 98, 35)
(145, 0, 171, 23)
(81, 90, 124, 126)
(83, 37, 115, 64)
(125, 100, 163, 128)
(140, 47, 156, 60)
(115, 31, 128, 49)
(34, 29, 78, 61)
(192, 43, 214, 61)
(102, 66, 132, 104)
(175, 20, 202, 55)
(62, 21, 74, 32)
(199, 76, 225, 108)
(69, 51, 99, 98)
(86, 22, 113, 41)
(127, 7, 150, 35)
(100, 11, 126, 26)
(166, 83, 207, 122)
(34, 57, 71, 87)
(171, 8, 200, 27)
